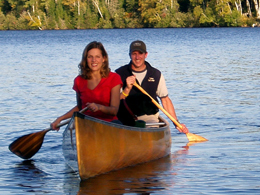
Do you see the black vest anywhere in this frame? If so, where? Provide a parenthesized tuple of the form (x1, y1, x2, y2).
(116, 61, 161, 116)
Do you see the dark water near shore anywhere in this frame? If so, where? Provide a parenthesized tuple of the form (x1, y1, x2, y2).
(0, 28, 260, 194)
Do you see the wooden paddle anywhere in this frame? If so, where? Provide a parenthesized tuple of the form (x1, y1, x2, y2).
(133, 82, 208, 142)
(9, 107, 88, 159)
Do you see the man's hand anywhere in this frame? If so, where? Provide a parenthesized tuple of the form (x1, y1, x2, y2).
(126, 75, 136, 89)
(176, 123, 189, 134)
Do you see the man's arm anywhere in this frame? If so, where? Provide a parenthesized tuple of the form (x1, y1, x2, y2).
(160, 96, 178, 121)
(160, 96, 189, 133)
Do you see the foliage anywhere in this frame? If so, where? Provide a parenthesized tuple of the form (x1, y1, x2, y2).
(0, 11, 5, 29)
(0, 0, 259, 30)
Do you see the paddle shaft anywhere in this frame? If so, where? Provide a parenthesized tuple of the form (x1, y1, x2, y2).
(52, 106, 89, 129)
(133, 82, 208, 142)
(43, 106, 89, 132)
(43, 118, 71, 133)
(133, 82, 182, 129)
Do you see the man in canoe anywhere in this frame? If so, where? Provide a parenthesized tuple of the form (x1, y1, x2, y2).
(51, 41, 122, 130)
(115, 40, 189, 133)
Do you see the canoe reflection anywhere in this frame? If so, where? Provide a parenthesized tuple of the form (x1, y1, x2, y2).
(75, 141, 199, 195)
(77, 154, 173, 195)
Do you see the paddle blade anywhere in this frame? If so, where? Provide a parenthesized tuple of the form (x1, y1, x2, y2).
(186, 132, 208, 142)
(9, 130, 49, 159)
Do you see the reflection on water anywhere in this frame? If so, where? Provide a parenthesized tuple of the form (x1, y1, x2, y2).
(10, 142, 204, 194)
(62, 143, 193, 195)
(182, 141, 208, 150)
(12, 160, 48, 192)
(78, 156, 171, 195)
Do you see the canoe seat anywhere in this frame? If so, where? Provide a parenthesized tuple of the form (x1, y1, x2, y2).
(145, 122, 166, 127)
(134, 120, 166, 128)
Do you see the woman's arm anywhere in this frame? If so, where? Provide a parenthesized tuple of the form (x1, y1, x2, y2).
(51, 105, 79, 130)
(87, 84, 121, 116)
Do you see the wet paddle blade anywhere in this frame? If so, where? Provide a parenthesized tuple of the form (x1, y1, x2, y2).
(186, 132, 208, 142)
(9, 129, 49, 159)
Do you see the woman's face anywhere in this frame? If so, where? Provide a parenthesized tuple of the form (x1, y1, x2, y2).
(87, 48, 105, 72)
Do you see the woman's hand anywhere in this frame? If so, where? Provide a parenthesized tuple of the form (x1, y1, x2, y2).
(51, 117, 62, 131)
(86, 102, 100, 112)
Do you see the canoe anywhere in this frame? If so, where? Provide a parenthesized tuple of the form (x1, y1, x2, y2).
(62, 112, 171, 180)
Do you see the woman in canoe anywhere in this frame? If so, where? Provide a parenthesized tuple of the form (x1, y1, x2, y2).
(51, 41, 122, 130)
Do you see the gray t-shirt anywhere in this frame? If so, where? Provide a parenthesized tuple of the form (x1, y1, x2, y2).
(133, 70, 168, 98)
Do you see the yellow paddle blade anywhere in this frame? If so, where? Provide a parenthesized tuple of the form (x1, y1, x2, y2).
(186, 133, 208, 142)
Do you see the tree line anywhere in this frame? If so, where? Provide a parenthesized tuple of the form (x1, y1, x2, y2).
(0, 0, 259, 30)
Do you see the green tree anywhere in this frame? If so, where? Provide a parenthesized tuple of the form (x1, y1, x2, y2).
(199, 6, 218, 26)
(45, 0, 57, 29)
(83, 3, 99, 28)
(3, 12, 18, 29)
(0, 11, 6, 29)
(123, 0, 142, 28)
(0, 0, 259, 30)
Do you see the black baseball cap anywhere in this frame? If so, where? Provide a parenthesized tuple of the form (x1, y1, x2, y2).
(129, 40, 147, 54)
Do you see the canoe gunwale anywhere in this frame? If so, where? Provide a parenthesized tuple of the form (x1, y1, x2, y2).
(74, 112, 170, 132)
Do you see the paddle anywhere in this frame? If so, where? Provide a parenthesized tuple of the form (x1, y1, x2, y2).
(133, 82, 208, 142)
(9, 107, 88, 159)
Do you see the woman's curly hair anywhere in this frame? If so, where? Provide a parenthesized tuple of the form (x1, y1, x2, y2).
(79, 41, 110, 79)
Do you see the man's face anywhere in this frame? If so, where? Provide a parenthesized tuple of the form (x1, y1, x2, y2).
(130, 50, 148, 71)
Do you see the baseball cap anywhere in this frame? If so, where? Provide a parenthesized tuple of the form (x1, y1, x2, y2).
(129, 40, 147, 54)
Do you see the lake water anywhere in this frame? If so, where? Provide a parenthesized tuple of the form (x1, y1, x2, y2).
(0, 28, 259, 194)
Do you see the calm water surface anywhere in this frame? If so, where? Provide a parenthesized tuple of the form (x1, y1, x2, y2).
(0, 28, 259, 194)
